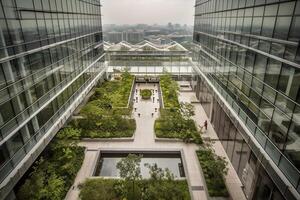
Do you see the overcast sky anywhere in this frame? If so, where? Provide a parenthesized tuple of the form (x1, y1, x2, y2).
(101, 0, 195, 25)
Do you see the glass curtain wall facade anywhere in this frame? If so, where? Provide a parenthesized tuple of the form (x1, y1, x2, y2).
(0, 0, 104, 198)
(193, 0, 300, 199)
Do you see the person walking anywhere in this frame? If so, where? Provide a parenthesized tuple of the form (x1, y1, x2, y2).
(138, 113, 141, 117)
(204, 120, 208, 131)
(151, 113, 154, 117)
(153, 96, 155, 103)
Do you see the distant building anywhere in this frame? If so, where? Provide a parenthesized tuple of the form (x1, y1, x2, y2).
(126, 32, 144, 44)
(144, 30, 161, 36)
(106, 32, 124, 43)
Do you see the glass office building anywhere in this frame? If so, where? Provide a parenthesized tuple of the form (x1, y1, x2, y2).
(193, 0, 300, 199)
(0, 0, 105, 199)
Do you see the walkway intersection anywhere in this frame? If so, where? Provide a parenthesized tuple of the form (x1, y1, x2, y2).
(66, 82, 246, 200)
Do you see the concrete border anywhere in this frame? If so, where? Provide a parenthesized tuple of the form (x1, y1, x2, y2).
(154, 136, 183, 143)
(85, 148, 195, 199)
(81, 135, 134, 142)
(180, 148, 195, 200)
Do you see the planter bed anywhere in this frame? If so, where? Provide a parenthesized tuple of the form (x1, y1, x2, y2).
(79, 178, 191, 200)
(196, 150, 229, 197)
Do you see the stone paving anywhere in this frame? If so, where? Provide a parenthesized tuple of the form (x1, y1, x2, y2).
(65, 82, 246, 200)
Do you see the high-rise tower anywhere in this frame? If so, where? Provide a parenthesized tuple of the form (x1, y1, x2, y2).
(192, 0, 300, 199)
(0, 0, 105, 199)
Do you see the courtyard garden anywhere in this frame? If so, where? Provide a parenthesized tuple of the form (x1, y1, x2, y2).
(155, 74, 202, 144)
(71, 71, 136, 138)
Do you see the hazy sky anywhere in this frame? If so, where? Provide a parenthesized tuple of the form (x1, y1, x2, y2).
(101, 0, 195, 25)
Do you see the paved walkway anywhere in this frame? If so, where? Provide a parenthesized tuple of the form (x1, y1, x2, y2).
(65, 83, 246, 200)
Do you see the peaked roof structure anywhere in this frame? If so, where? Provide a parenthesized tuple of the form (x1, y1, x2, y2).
(104, 40, 188, 53)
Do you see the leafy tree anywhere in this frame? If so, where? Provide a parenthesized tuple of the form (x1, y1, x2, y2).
(143, 164, 189, 200)
(145, 163, 174, 181)
(116, 154, 142, 200)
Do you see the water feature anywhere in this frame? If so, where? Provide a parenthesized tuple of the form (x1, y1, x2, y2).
(94, 152, 185, 178)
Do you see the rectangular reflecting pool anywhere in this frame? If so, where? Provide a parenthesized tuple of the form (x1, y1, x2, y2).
(94, 151, 185, 178)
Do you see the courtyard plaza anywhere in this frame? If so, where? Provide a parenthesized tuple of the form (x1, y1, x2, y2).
(65, 82, 246, 200)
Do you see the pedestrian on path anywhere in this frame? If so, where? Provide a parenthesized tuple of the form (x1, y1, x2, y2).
(138, 113, 141, 117)
(155, 108, 157, 112)
(151, 113, 154, 117)
(204, 120, 208, 130)
(153, 97, 155, 103)
(136, 96, 138, 101)
(134, 108, 137, 112)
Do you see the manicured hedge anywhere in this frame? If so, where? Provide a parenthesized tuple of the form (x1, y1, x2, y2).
(140, 89, 152, 100)
(196, 150, 229, 197)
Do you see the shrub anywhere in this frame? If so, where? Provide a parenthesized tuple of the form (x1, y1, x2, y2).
(79, 179, 190, 200)
(155, 105, 202, 144)
(74, 72, 136, 138)
(16, 128, 85, 200)
(160, 73, 180, 109)
(196, 150, 229, 197)
(140, 89, 152, 100)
